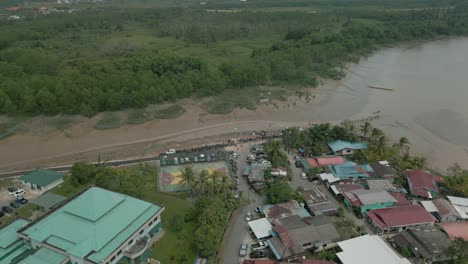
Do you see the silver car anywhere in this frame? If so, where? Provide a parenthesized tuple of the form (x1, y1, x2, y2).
(239, 243, 248, 257)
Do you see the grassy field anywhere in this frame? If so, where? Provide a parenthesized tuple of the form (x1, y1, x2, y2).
(50, 164, 197, 262)
(93, 112, 125, 130)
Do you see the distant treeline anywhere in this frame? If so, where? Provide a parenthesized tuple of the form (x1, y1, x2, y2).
(0, 4, 467, 116)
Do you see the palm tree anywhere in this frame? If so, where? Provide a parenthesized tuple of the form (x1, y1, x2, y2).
(179, 166, 196, 197)
(374, 135, 388, 158)
(194, 169, 209, 194)
(219, 175, 234, 194)
(410, 156, 427, 169)
(265, 140, 286, 167)
(370, 127, 383, 142)
(360, 122, 372, 139)
(209, 170, 222, 194)
(393, 137, 410, 155)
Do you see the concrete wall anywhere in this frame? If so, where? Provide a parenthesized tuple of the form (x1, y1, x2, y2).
(22, 178, 64, 194)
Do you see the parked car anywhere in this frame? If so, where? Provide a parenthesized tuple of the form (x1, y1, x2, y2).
(233, 152, 238, 159)
(206, 155, 211, 162)
(301, 173, 307, 179)
(10, 201, 20, 208)
(295, 161, 302, 168)
(251, 241, 268, 251)
(8, 187, 18, 193)
(185, 157, 190, 163)
(239, 243, 248, 257)
(245, 212, 251, 221)
(174, 157, 179, 165)
(193, 156, 199, 163)
(180, 157, 185, 164)
(9, 188, 24, 196)
(165, 149, 176, 154)
(200, 154, 206, 162)
(15, 198, 28, 204)
(2, 206, 13, 213)
(249, 249, 268, 259)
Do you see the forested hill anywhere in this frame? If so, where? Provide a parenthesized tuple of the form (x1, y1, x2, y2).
(0, 2, 467, 116)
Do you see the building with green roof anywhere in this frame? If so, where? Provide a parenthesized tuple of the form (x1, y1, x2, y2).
(20, 169, 64, 193)
(0, 219, 31, 264)
(17, 187, 164, 264)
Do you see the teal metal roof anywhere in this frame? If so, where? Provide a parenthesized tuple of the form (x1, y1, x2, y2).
(20, 169, 64, 187)
(328, 161, 374, 179)
(328, 140, 367, 152)
(19, 247, 67, 264)
(21, 187, 162, 263)
(31, 193, 67, 210)
(0, 242, 31, 264)
(0, 219, 30, 249)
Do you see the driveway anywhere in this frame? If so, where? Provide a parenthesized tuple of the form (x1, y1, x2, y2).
(220, 143, 266, 264)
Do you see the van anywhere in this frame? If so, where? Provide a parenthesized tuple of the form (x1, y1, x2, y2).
(12, 189, 25, 197)
(200, 154, 206, 162)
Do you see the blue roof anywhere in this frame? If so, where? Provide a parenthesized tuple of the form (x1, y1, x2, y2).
(19, 247, 67, 264)
(328, 140, 367, 152)
(328, 161, 374, 179)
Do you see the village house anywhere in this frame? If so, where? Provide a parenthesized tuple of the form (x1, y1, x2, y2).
(342, 189, 397, 216)
(420, 198, 462, 222)
(327, 140, 367, 156)
(406, 170, 440, 199)
(438, 222, 468, 241)
(327, 161, 374, 180)
(391, 227, 452, 263)
(446, 195, 468, 220)
(366, 204, 436, 234)
(301, 188, 338, 216)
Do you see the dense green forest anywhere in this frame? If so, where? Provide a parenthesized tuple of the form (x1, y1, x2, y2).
(0, 0, 467, 116)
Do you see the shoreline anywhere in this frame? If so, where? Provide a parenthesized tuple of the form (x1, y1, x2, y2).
(1, 38, 468, 172)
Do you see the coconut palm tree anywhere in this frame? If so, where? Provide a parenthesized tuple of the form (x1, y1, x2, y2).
(179, 166, 196, 197)
(194, 169, 209, 195)
(374, 135, 388, 158)
(360, 122, 372, 139)
(393, 137, 410, 155)
(410, 156, 427, 169)
(209, 170, 222, 194)
(219, 175, 234, 194)
(370, 127, 383, 142)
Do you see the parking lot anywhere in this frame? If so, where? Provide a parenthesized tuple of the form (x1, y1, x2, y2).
(0, 178, 40, 225)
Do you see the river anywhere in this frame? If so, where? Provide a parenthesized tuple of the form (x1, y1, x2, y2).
(0, 38, 467, 172)
(319, 37, 468, 171)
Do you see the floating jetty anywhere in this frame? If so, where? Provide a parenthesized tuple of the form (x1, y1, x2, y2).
(368, 85, 394, 91)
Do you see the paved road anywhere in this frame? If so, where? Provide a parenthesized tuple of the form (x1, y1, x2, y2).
(220, 144, 266, 264)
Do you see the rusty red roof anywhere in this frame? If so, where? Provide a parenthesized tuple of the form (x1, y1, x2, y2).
(406, 170, 439, 198)
(307, 156, 345, 168)
(432, 198, 462, 218)
(389, 192, 411, 206)
(334, 183, 364, 194)
(438, 222, 468, 241)
(366, 205, 435, 230)
(266, 205, 293, 221)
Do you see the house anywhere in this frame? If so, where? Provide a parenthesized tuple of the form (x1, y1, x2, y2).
(268, 215, 340, 261)
(366, 204, 436, 234)
(248, 218, 273, 240)
(446, 195, 468, 220)
(342, 189, 397, 215)
(302, 156, 345, 170)
(20, 169, 64, 193)
(330, 183, 364, 198)
(248, 164, 265, 183)
(16, 187, 164, 264)
(31, 193, 67, 212)
(264, 205, 294, 222)
(327, 162, 374, 179)
(327, 140, 367, 155)
(438, 222, 468, 241)
(391, 227, 452, 263)
(368, 161, 398, 180)
(336, 235, 411, 264)
(366, 179, 394, 191)
(0, 219, 31, 263)
(301, 188, 338, 216)
(406, 170, 440, 199)
(420, 198, 461, 222)
(389, 192, 411, 206)
(271, 167, 288, 177)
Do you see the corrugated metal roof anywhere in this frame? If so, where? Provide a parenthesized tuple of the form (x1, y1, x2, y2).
(438, 222, 468, 241)
(406, 170, 439, 198)
(20, 169, 64, 187)
(337, 235, 411, 264)
(19, 247, 67, 264)
(328, 140, 367, 152)
(366, 205, 435, 230)
(0, 219, 30, 249)
(20, 187, 162, 263)
(421, 201, 438, 212)
(248, 218, 272, 239)
(307, 156, 345, 168)
(447, 196, 468, 219)
(350, 189, 397, 205)
(31, 193, 67, 210)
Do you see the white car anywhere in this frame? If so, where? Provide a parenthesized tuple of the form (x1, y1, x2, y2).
(301, 173, 307, 179)
(245, 212, 251, 221)
(165, 149, 176, 154)
(10, 189, 25, 197)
